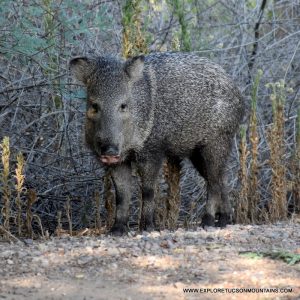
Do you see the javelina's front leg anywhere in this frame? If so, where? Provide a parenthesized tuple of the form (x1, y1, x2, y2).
(110, 163, 132, 235)
(138, 159, 162, 231)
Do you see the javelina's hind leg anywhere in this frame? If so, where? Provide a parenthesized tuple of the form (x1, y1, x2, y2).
(190, 140, 232, 227)
(138, 158, 162, 232)
(110, 163, 132, 235)
(203, 181, 223, 227)
(218, 180, 232, 227)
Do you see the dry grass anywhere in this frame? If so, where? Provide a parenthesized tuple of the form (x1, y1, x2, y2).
(237, 71, 263, 224)
(237, 126, 249, 224)
(248, 70, 262, 223)
(15, 152, 25, 236)
(236, 75, 294, 224)
(65, 197, 72, 236)
(164, 160, 181, 230)
(94, 190, 101, 231)
(104, 173, 115, 231)
(26, 189, 38, 238)
(1, 136, 11, 235)
(122, 0, 148, 58)
(0, 137, 45, 240)
(291, 108, 300, 214)
(154, 161, 181, 230)
(267, 81, 288, 222)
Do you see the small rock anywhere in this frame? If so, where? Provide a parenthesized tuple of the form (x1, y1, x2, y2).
(150, 242, 161, 251)
(184, 232, 197, 239)
(238, 238, 248, 244)
(40, 259, 49, 268)
(107, 248, 119, 256)
(258, 236, 269, 243)
(32, 251, 42, 257)
(185, 245, 197, 253)
(111, 263, 118, 269)
(127, 231, 135, 238)
(205, 227, 218, 233)
(205, 236, 214, 242)
(24, 239, 34, 245)
(265, 232, 280, 239)
(33, 282, 42, 289)
(281, 232, 290, 239)
(7, 259, 14, 265)
(38, 244, 48, 252)
(150, 231, 161, 238)
(16, 251, 28, 259)
(131, 247, 140, 256)
(141, 236, 149, 242)
(77, 256, 94, 265)
(160, 240, 169, 249)
(144, 242, 152, 250)
(167, 240, 175, 249)
(218, 266, 228, 272)
(85, 246, 93, 254)
(0, 250, 15, 259)
(56, 248, 65, 255)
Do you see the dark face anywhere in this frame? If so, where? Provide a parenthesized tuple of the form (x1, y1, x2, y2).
(85, 76, 134, 165)
(70, 56, 144, 165)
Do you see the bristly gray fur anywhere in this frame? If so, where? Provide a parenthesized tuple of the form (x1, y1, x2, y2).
(70, 52, 245, 234)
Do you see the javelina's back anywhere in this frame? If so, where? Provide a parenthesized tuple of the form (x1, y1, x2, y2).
(140, 52, 244, 156)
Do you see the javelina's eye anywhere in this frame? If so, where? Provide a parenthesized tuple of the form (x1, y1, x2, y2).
(91, 103, 99, 112)
(120, 103, 127, 111)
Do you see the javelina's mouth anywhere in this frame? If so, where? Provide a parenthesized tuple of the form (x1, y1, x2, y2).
(100, 155, 120, 165)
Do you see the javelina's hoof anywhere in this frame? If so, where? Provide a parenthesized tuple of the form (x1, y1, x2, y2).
(201, 214, 215, 228)
(110, 224, 128, 236)
(217, 213, 231, 228)
(140, 222, 155, 232)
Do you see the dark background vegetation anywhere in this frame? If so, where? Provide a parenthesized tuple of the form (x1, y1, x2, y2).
(0, 0, 299, 237)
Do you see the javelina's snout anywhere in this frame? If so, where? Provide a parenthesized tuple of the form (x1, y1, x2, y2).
(100, 144, 119, 156)
(99, 144, 120, 165)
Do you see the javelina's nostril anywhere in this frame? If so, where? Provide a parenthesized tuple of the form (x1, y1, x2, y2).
(100, 145, 108, 154)
(100, 145, 119, 156)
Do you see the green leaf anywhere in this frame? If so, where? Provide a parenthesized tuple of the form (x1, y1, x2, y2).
(239, 251, 300, 265)
(239, 251, 264, 260)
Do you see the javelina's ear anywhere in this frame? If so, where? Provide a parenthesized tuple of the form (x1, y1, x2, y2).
(69, 57, 93, 85)
(124, 55, 145, 82)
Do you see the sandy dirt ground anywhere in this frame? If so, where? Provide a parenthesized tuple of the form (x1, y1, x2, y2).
(0, 222, 299, 300)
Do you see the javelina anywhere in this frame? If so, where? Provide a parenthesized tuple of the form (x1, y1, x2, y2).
(70, 52, 244, 234)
